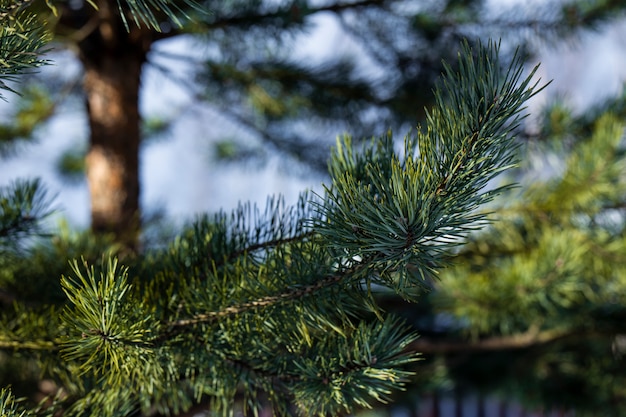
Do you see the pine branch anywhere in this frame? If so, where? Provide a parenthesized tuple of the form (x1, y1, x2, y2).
(313, 41, 546, 300)
(0, 7, 50, 98)
(24, 40, 545, 417)
(165, 267, 352, 329)
(220, 232, 314, 266)
(0, 337, 59, 350)
(0, 179, 54, 249)
(0, 0, 32, 21)
(410, 327, 572, 354)
(202, 0, 385, 30)
(116, 0, 203, 32)
(0, 388, 28, 417)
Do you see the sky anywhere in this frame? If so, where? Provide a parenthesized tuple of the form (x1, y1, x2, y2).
(0, 4, 625, 231)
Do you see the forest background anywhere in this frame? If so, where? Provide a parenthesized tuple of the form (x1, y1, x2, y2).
(2, 0, 624, 231)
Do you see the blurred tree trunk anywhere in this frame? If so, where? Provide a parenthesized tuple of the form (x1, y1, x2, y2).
(75, 0, 154, 250)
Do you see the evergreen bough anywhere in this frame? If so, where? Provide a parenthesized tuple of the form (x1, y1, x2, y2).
(0, 16, 544, 416)
(0, 3, 538, 406)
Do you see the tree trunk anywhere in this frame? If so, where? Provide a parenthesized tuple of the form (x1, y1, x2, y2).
(76, 0, 153, 250)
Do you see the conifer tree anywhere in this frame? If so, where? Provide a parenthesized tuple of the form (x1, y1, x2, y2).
(0, 23, 544, 416)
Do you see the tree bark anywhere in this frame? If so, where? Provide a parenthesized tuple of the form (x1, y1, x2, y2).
(75, 0, 154, 250)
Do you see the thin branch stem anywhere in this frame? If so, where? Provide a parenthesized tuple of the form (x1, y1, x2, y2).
(220, 231, 315, 266)
(203, 0, 385, 30)
(409, 328, 578, 354)
(0, 338, 60, 351)
(166, 271, 347, 329)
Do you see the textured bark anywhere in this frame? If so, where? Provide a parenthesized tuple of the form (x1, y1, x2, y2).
(75, 0, 154, 250)
(82, 55, 142, 248)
